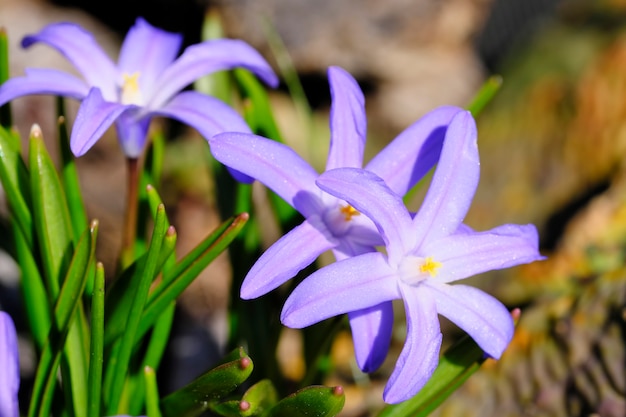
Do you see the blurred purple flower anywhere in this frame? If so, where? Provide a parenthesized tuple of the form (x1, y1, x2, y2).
(0, 311, 145, 417)
(0, 18, 278, 157)
(210, 66, 464, 372)
(0, 311, 19, 417)
(281, 111, 544, 403)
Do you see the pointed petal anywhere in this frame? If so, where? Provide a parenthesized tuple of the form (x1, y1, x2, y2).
(423, 223, 544, 284)
(383, 285, 442, 404)
(0, 312, 19, 417)
(118, 18, 183, 94)
(325, 66, 366, 170)
(366, 106, 464, 196)
(317, 168, 414, 264)
(0, 68, 89, 105)
(348, 302, 394, 372)
(154, 91, 251, 138)
(148, 39, 278, 109)
(281, 252, 399, 328)
(411, 111, 479, 245)
(425, 281, 514, 359)
(241, 216, 337, 299)
(70, 88, 132, 156)
(210, 132, 321, 216)
(22, 23, 118, 100)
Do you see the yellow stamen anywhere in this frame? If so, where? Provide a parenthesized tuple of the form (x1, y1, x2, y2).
(339, 205, 360, 221)
(121, 72, 142, 105)
(419, 257, 441, 277)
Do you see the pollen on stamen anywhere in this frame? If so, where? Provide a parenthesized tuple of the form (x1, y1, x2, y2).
(339, 205, 360, 221)
(419, 257, 442, 277)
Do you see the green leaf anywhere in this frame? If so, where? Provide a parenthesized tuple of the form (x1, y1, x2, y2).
(212, 379, 279, 417)
(233, 68, 283, 142)
(88, 263, 106, 417)
(375, 334, 486, 417)
(466, 75, 502, 117)
(57, 113, 88, 242)
(0, 125, 33, 246)
(160, 348, 254, 417)
(12, 222, 50, 349)
(0, 28, 12, 127)
(27, 221, 97, 417)
(144, 366, 163, 417)
(106, 204, 168, 414)
(136, 213, 248, 340)
(29, 124, 74, 297)
(265, 385, 345, 417)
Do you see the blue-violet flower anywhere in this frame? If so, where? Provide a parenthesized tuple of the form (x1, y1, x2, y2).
(0, 311, 19, 417)
(281, 111, 544, 403)
(0, 18, 278, 157)
(210, 66, 464, 372)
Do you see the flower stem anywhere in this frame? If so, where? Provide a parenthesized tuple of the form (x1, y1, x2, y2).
(122, 157, 139, 263)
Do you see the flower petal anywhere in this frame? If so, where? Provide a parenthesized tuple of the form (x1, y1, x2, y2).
(425, 281, 514, 359)
(70, 88, 132, 156)
(325, 66, 366, 170)
(114, 111, 152, 158)
(22, 22, 118, 100)
(348, 302, 394, 372)
(366, 106, 463, 196)
(0, 312, 19, 417)
(240, 216, 337, 299)
(117, 18, 183, 95)
(281, 252, 399, 328)
(148, 39, 278, 109)
(317, 168, 414, 264)
(411, 111, 479, 245)
(423, 223, 544, 284)
(383, 285, 442, 404)
(0, 68, 89, 105)
(209, 132, 321, 216)
(154, 91, 251, 138)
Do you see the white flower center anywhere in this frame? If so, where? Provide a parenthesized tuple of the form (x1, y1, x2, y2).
(120, 72, 143, 105)
(323, 204, 360, 237)
(398, 255, 441, 286)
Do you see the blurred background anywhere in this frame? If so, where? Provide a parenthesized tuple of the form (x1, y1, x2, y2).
(1, 0, 625, 415)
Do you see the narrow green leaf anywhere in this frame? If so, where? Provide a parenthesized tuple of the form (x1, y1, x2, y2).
(142, 301, 175, 371)
(102, 224, 176, 349)
(0, 28, 12, 127)
(12, 223, 50, 349)
(27, 221, 97, 417)
(376, 335, 486, 417)
(466, 75, 502, 117)
(145, 366, 162, 417)
(88, 263, 106, 417)
(212, 379, 278, 417)
(0, 125, 33, 246)
(107, 204, 168, 414)
(137, 213, 248, 340)
(233, 68, 283, 142)
(58, 114, 88, 242)
(160, 348, 254, 417)
(29, 124, 74, 296)
(266, 386, 345, 417)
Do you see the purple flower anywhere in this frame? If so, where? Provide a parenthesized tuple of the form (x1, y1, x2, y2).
(0, 18, 278, 157)
(0, 311, 19, 417)
(210, 66, 464, 372)
(281, 111, 544, 403)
